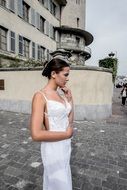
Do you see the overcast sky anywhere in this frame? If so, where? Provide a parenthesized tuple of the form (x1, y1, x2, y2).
(86, 0, 127, 76)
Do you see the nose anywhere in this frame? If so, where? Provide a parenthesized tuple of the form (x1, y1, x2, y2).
(66, 77, 69, 82)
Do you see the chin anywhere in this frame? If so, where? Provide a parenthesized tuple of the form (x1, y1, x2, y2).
(58, 84, 64, 88)
(61, 85, 66, 88)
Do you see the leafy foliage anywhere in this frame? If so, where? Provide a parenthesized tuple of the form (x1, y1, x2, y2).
(99, 57, 118, 82)
(0, 54, 44, 68)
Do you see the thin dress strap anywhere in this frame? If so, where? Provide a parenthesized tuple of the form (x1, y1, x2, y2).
(38, 91, 48, 116)
(38, 91, 48, 102)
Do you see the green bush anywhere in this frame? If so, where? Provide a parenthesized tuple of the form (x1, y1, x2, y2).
(99, 57, 118, 82)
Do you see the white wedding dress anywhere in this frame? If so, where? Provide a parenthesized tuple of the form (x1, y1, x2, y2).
(40, 91, 72, 190)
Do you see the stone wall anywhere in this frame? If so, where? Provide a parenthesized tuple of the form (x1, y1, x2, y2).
(0, 66, 113, 120)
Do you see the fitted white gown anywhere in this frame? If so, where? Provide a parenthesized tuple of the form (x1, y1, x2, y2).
(40, 91, 72, 190)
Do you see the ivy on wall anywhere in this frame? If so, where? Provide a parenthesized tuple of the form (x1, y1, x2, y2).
(99, 57, 118, 83)
(0, 54, 44, 68)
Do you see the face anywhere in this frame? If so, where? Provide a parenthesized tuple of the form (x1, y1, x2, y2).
(53, 67, 70, 88)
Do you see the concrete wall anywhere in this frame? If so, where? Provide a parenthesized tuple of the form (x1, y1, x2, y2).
(0, 66, 113, 120)
(61, 0, 86, 29)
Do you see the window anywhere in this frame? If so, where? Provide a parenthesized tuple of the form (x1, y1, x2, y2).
(53, 26, 55, 40)
(0, 26, 7, 51)
(49, 1, 56, 16)
(49, 0, 52, 11)
(23, 1, 30, 22)
(31, 8, 35, 26)
(76, 37, 80, 47)
(36, 12, 40, 29)
(10, 31, 15, 53)
(19, 35, 30, 58)
(23, 38, 30, 58)
(0, 0, 6, 7)
(38, 45, 45, 60)
(9, 0, 15, 12)
(50, 24, 55, 40)
(47, 49, 50, 61)
(18, 0, 23, 17)
(38, 0, 44, 5)
(45, 21, 49, 36)
(76, 0, 80, 4)
(32, 42, 35, 59)
(19, 35, 23, 55)
(40, 16, 45, 33)
(77, 18, 79, 27)
(52, 2, 56, 16)
(0, 79, 4, 90)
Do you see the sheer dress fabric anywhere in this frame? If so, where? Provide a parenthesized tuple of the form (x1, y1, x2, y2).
(39, 91, 72, 190)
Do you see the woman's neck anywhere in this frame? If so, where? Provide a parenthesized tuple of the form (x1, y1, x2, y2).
(44, 80, 58, 91)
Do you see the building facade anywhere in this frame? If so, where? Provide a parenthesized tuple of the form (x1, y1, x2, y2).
(0, 0, 93, 65)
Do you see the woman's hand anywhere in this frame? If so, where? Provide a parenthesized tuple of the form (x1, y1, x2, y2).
(66, 126, 73, 138)
(61, 86, 72, 102)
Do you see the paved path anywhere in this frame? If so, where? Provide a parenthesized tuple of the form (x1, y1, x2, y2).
(0, 88, 127, 190)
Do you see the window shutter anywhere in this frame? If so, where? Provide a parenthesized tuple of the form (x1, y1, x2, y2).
(10, 31, 15, 52)
(9, 0, 15, 12)
(56, 31, 60, 42)
(56, 6, 60, 20)
(19, 35, 23, 55)
(36, 12, 40, 30)
(31, 8, 35, 26)
(45, 21, 49, 36)
(47, 49, 50, 61)
(18, 0, 23, 18)
(37, 45, 40, 60)
(44, 0, 48, 9)
(50, 24, 53, 39)
(32, 42, 35, 59)
(48, 0, 52, 11)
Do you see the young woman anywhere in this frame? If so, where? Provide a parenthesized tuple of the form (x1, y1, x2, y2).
(30, 58, 74, 190)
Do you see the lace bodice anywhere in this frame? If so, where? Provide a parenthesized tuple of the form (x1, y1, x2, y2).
(39, 91, 72, 131)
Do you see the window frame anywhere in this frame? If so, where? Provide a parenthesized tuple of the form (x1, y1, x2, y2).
(0, 0, 6, 7)
(76, 0, 80, 4)
(23, 37, 30, 58)
(38, 0, 44, 5)
(10, 31, 15, 53)
(32, 42, 35, 59)
(0, 26, 7, 51)
(77, 17, 79, 27)
(23, 1, 30, 23)
(40, 16, 45, 33)
(52, 2, 56, 16)
(38, 45, 45, 61)
(76, 36, 80, 47)
(19, 35, 30, 58)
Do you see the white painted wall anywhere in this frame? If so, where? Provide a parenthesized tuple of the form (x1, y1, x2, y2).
(0, 69, 113, 105)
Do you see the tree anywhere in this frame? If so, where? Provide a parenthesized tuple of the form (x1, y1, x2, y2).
(99, 56, 118, 83)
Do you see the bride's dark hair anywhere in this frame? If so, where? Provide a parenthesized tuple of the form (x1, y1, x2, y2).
(42, 58, 70, 79)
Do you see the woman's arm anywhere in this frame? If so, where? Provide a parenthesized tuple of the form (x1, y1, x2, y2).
(68, 98, 74, 128)
(61, 87, 74, 127)
(30, 92, 73, 142)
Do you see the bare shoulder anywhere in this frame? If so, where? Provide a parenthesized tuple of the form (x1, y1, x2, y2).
(32, 91, 46, 106)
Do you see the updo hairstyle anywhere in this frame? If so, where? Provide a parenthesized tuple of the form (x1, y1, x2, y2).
(42, 58, 70, 79)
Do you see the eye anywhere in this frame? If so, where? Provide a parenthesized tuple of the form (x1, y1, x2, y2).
(64, 73, 69, 77)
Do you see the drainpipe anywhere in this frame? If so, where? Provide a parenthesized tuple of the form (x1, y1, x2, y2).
(59, 5, 62, 46)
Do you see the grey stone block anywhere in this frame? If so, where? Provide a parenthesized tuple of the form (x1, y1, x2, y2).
(0, 99, 112, 120)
